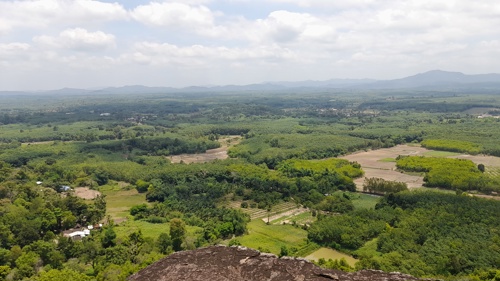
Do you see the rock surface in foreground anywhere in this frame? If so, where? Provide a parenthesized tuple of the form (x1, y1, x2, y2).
(128, 245, 428, 281)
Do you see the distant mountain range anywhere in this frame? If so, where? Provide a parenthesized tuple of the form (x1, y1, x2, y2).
(2, 70, 500, 95)
(357, 70, 500, 90)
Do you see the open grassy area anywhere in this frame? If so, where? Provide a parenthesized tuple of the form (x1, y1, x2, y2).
(271, 211, 315, 225)
(378, 157, 396, 162)
(305, 248, 359, 267)
(354, 238, 381, 258)
(332, 191, 381, 210)
(114, 219, 203, 241)
(101, 185, 148, 221)
(237, 219, 315, 256)
(351, 193, 381, 210)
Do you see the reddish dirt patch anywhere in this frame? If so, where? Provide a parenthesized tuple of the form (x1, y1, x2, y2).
(74, 187, 102, 200)
(168, 136, 241, 164)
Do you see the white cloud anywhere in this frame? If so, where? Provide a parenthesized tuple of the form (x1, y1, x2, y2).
(124, 41, 297, 66)
(0, 42, 30, 53)
(2, 0, 500, 90)
(34, 28, 116, 52)
(0, 0, 127, 33)
(0, 43, 31, 63)
(131, 2, 214, 29)
(263, 0, 388, 9)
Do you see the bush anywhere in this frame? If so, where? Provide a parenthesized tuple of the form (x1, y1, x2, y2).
(363, 178, 408, 194)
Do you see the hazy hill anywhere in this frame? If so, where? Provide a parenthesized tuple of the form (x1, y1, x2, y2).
(1, 70, 499, 95)
(358, 70, 500, 89)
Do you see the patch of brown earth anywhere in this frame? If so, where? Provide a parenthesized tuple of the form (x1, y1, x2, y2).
(168, 136, 241, 164)
(342, 145, 500, 191)
(341, 145, 428, 190)
(74, 187, 101, 200)
(449, 154, 500, 168)
(262, 207, 309, 224)
(128, 246, 435, 281)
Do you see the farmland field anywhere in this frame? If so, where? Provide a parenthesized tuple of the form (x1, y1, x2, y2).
(237, 220, 316, 256)
(342, 145, 500, 191)
(225, 201, 300, 220)
(101, 187, 148, 222)
(341, 145, 428, 189)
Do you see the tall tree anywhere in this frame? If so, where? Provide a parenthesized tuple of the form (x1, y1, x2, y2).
(156, 233, 172, 254)
(169, 219, 186, 252)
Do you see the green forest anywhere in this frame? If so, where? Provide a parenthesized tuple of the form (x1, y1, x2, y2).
(0, 90, 500, 280)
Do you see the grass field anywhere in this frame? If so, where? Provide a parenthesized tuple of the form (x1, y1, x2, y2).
(101, 185, 148, 221)
(378, 158, 396, 162)
(305, 248, 359, 267)
(351, 193, 381, 210)
(114, 219, 203, 241)
(270, 211, 315, 225)
(355, 238, 381, 258)
(237, 219, 316, 256)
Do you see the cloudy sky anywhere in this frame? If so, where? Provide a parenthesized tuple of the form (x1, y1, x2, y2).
(1, 0, 499, 90)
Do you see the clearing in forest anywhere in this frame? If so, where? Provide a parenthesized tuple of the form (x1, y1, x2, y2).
(305, 248, 359, 267)
(262, 207, 310, 225)
(168, 135, 241, 164)
(226, 201, 300, 220)
(101, 188, 147, 222)
(341, 144, 500, 191)
(236, 219, 317, 256)
(341, 145, 428, 190)
(74, 187, 102, 200)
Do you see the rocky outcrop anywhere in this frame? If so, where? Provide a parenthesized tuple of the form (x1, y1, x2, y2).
(128, 245, 431, 281)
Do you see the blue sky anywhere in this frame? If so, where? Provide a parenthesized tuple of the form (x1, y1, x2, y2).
(1, 0, 499, 91)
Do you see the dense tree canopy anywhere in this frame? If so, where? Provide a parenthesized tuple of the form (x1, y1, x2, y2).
(1, 88, 500, 280)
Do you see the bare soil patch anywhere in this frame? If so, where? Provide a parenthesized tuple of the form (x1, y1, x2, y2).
(21, 141, 54, 146)
(341, 145, 429, 190)
(262, 207, 308, 224)
(448, 154, 500, 167)
(168, 136, 241, 164)
(74, 187, 102, 200)
(342, 145, 500, 191)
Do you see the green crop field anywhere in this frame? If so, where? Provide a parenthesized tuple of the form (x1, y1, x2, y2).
(351, 193, 381, 210)
(102, 188, 148, 221)
(237, 220, 315, 256)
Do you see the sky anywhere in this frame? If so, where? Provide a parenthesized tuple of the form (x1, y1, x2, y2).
(1, 0, 500, 91)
